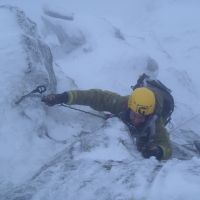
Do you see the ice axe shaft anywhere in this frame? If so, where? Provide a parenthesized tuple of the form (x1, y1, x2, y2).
(181, 141, 200, 155)
(193, 141, 200, 154)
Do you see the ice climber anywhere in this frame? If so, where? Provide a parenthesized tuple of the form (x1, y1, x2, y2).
(42, 74, 174, 160)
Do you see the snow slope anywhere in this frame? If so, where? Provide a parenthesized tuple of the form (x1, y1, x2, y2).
(0, 0, 200, 200)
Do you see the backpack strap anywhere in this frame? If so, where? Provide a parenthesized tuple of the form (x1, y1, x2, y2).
(146, 80, 174, 125)
(131, 73, 149, 90)
(131, 73, 174, 126)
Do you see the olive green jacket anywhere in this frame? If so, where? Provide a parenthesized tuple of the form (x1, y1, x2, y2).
(66, 89, 172, 160)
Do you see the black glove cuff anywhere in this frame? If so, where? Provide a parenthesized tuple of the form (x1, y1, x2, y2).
(41, 92, 69, 106)
(155, 146, 163, 160)
(142, 145, 163, 160)
(56, 92, 69, 104)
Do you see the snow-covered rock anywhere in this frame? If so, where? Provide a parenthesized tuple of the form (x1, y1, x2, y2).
(0, 1, 200, 200)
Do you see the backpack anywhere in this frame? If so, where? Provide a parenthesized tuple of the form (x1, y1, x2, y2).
(132, 73, 174, 126)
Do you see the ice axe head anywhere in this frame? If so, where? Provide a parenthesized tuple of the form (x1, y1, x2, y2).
(32, 85, 47, 94)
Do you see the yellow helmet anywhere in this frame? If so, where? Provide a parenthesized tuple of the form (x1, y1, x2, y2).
(128, 87, 156, 116)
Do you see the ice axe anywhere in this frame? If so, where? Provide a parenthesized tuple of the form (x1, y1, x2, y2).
(193, 140, 200, 154)
(15, 85, 47, 105)
(15, 85, 63, 144)
(179, 140, 200, 155)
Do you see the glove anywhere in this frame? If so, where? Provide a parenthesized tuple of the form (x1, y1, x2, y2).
(141, 144, 163, 160)
(41, 92, 68, 106)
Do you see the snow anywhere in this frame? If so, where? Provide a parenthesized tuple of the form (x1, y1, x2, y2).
(0, 0, 200, 199)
